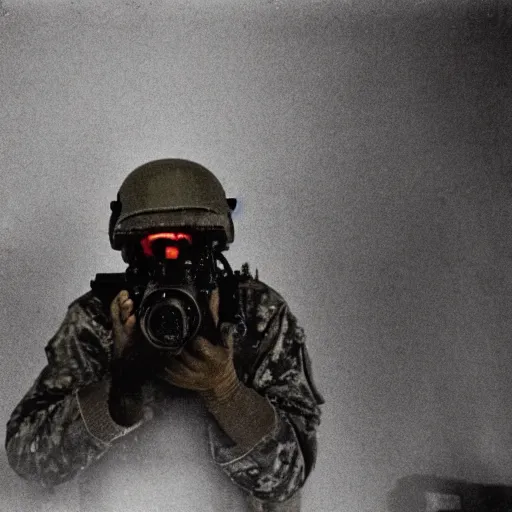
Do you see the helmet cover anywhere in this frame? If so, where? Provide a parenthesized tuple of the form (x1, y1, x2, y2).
(110, 159, 234, 250)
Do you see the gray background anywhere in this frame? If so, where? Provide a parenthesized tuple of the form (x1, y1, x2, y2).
(1, 0, 512, 511)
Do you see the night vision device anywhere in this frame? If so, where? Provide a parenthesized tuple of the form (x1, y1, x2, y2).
(90, 231, 245, 355)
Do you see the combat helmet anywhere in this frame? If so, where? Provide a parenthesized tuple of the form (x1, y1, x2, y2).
(109, 159, 236, 251)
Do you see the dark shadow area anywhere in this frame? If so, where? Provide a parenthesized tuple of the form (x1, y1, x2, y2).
(388, 474, 512, 512)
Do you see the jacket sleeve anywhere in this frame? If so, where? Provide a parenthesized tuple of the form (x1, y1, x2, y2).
(207, 301, 324, 503)
(5, 298, 143, 488)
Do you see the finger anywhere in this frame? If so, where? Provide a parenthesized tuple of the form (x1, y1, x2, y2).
(163, 361, 193, 384)
(124, 314, 136, 332)
(220, 323, 235, 356)
(118, 290, 130, 303)
(110, 290, 129, 318)
(118, 290, 130, 308)
(209, 288, 220, 326)
(164, 357, 185, 375)
(120, 298, 134, 323)
(188, 336, 214, 359)
(176, 349, 203, 371)
(110, 295, 120, 319)
(161, 367, 182, 387)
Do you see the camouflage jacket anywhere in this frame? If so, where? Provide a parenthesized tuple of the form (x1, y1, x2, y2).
(5, 265, 324, 512)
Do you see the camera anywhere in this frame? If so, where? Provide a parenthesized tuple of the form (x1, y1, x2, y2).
(91, 232, 242, 355)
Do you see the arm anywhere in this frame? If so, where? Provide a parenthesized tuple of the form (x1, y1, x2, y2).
(5, 297, 144, 488)
(205, 302, 324, 503)
(157, 281, 323, 502)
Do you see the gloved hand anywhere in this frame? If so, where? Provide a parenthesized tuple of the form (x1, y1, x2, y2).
(108, 290, 153, 425)
(110, 290, 139, 362)
(159, 288, 241, 403)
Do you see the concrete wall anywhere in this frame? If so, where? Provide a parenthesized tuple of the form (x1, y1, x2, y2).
(1, 1, 511, 510)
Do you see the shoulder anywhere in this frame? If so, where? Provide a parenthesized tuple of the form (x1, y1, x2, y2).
(235, 263, 289, 332)
(232, 263, 311, 385)
(45, 291, 113, 357)
(66, 290, 113, 330)
(40, 291, 112, 383)
(232, 263, 293, 373)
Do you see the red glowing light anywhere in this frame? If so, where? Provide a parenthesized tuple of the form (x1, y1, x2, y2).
(140, 232, 192, 257)
(165, 246, 179, 259)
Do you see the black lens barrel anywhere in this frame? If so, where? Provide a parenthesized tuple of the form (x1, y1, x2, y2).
(138, 285, 202, 353)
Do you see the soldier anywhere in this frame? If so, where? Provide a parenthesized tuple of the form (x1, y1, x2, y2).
(5, 159, 324, 512)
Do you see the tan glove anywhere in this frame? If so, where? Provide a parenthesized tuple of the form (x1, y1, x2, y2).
(160, 288, 276, 449)
(110, 290, 140, 362)
(159, 288, 241, 402)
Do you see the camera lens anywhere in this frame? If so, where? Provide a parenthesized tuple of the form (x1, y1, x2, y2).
(147, 300, 188, 350)
(138, 284, 202, 352)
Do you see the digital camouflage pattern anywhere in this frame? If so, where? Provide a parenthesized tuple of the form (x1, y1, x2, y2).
(5, 264, 324, 512)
